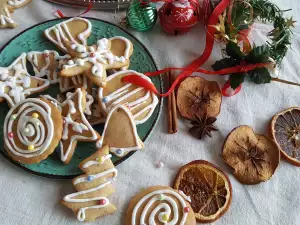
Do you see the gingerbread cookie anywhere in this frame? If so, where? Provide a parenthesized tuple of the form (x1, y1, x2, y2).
(97, 104, 144, 157)
(60, 88, 100, 164)
(98, 70, 159, 124)
(57, 88, 105, 126)
(44, 17, 92, 54)
(0, 0, 32, 29)
(0, 53, 50, 107)
(126, 186, 196, 225)
(4, 97, 63, 164)
(60, 36, 133, 87)
(26, 50, 91, 93)
(62, 145, 117, 222)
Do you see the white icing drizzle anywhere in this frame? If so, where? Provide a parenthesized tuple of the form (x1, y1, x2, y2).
(82, 154, 112, 169)
(59, 88, 98, 162)
(96, 104, 143, 157)
(73, 168, 117, 185)
(98, 70, 158, 125)
(178, 190, 192, 203)
(85, 92, 94, 116)
(44, 17, 92, 53)
(4, 98, 54, 158)
(0, 8, 14, 25)
(7, 0, 27, 6)
(0, 53, 50, 106)
(26, 51, 71, 85)
(63, 154, 117, 222)
(131, 189, 188, 225)
(63, 37, 130, 79)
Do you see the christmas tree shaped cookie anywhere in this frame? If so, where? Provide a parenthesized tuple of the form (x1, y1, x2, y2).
(97, 104, 144, 157)
(0, 53, 50, 107)
(62, 145, 118, 222)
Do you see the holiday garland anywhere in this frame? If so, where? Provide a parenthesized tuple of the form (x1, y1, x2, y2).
(212, 0, 295, 90)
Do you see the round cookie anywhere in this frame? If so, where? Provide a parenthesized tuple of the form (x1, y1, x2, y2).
(126, 185, 196, 225)
(4, 98, 63, 164)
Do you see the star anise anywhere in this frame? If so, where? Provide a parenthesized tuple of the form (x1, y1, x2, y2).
(234, 139, 270, 177)
(189, 113, 218, 139)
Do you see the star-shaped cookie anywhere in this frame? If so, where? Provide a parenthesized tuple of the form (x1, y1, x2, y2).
(59, 88, 100, 164)
(0, 53, 50, 107)
(0, 0, 32, 29)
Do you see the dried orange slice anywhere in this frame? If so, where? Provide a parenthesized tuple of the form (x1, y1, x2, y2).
(223, 125, 280, 184)
(173, 160, 232, 223)
(176, 77, 222, 120)
(270, 107, 300, 166)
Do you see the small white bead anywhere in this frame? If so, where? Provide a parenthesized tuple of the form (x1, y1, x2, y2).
(156, 161, 164, 168)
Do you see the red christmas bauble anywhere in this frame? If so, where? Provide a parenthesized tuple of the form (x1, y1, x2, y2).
(158, 0, 200, 35)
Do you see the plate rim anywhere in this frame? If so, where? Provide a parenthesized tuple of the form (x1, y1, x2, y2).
(0, 17, 163, 180)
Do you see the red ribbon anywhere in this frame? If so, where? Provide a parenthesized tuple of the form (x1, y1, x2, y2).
(123, 0, 232, 97)
(122, 63, 270, 96)
(55, 3, 93, 18)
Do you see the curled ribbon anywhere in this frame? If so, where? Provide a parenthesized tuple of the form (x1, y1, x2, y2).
(122, 63, 270, 96)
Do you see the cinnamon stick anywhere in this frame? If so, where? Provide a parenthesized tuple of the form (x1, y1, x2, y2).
(168, 71, 178, 134)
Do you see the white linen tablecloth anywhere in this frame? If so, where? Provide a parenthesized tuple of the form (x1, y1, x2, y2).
(1, 0, 300, 224)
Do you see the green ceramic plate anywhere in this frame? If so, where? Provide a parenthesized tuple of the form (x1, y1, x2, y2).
(0, 18, 162, 179)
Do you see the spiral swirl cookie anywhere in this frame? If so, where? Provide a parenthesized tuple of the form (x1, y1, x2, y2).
(126, 186, 196, 225)
(4, 98, 63, 164)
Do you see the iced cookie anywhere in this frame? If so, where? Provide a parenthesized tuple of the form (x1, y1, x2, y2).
(60, 88, 100, 164)
(26, 50, 91, 93)
(61, 145, 117, 222)
(98, 70, 158, 124)
(4, 98, 63, 164)
(44, 17, 92, 53)
(0, 53, 50, 107)
(126, 186, 196, 225)
(57, 88, 106, 126)
(177, 76, 222, 120)
(0, 0, 32, 29)
(97, 104, 144, 157)
(60, 36, 133, 87)
(222, 125, 280, 184)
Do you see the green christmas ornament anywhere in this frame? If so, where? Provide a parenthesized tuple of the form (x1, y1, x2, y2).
(126, 1, 158, 31)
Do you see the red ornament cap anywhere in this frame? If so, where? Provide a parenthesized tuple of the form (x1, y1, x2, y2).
(99, 199, 106, 205)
